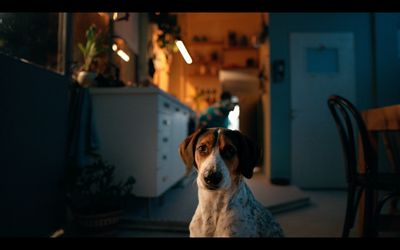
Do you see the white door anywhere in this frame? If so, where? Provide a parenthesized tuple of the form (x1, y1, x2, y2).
(290, 32, 356, 188)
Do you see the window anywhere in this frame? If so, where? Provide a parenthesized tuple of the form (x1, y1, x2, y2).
(306, 47, 339, 74)
(71, 12, 137, 86)
(0, 13, 63, 73)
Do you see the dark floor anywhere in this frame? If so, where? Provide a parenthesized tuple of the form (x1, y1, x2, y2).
(117, 190, 350, 237)
(63, 172, 400, 237)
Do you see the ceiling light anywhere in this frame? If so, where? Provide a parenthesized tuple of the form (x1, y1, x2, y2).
(175, 40, 192, 64)
(117, 50, 130, 62)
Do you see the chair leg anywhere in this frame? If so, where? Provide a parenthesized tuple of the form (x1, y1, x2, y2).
(363, 186, 375, 237)
(351, 186, 364, 228)
(343, 185, 357, 237)
(389, 197, 399, 214)
(372, 193, 400, 237)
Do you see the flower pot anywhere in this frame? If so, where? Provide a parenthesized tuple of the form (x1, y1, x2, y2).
(77, 71, 97, 87)
(73, 209, 123, 233)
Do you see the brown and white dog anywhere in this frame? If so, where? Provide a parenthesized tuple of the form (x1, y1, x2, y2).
(179, 127, 284, 237)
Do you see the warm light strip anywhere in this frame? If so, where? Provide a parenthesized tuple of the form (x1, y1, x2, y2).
(112, 44, 118, 51)
(117, 50, 130, 62)
(113, 12, 118, 20)
(175, 40, 193, 64)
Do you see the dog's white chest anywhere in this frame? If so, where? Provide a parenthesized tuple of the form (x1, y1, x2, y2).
(190, 204, 247, 237)
(189, 182, 283, 237)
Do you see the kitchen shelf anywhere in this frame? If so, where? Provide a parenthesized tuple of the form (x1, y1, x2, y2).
(223, 46, 258, 51)
(190, 60, 220, 65)
(189, 41, 224, 46)
(189, 73, 219, 77)
(221, 66, 259, 70)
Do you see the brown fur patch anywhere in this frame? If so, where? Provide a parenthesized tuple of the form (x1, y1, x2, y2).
(194, 129, 241, 186)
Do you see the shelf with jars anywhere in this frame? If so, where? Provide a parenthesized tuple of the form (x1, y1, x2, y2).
(222, 46, 259, 51)
(187, 45, 259, 76)
(188, 60, 220, 77)
(189, 40, 224, 47)
(184, 33, 260, 113)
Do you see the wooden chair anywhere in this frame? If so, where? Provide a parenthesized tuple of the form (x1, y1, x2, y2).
(327, 95, 400, 237)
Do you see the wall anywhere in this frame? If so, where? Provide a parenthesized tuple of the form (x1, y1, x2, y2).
(0, 54, 69, 236)
(114, 12, 140, 86)
(114, 13, 139, 54)
(72, 13, 109, 72)
(138, 13, 151, 83)
(269, 13, 373, 181)
(375, 13, 400, 106)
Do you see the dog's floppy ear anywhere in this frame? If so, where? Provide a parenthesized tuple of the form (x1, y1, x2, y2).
(179, 128, 206, 174)
(231, 130, 262, 179)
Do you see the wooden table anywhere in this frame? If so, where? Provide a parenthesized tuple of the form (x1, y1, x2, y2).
(358, 104, 400, 236)
(362, 104, 400, 172)
(362, 105, 400, 131)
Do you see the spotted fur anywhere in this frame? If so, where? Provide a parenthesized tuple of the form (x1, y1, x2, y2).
(179, 128, 284, 237)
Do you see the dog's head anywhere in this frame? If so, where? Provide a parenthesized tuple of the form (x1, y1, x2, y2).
(179, 128, 261, 191)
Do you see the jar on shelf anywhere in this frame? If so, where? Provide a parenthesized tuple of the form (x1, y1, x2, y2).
(199, 64, 207, 75)
(210, 65, 219, 76)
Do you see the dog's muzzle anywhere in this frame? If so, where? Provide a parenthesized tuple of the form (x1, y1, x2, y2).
(203, 170, 222, 190)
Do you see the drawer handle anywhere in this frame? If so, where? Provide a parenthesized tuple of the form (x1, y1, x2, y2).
(162, 120, 168, 125)
(163, 102, 170, 109)
(175, 107, 180, 112)
(162, 137, 169, 143)
(162, 155, 167, 160)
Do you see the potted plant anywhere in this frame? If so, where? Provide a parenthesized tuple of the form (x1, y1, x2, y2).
(76, 24, 106, 87)
(66, 157, 135, 232)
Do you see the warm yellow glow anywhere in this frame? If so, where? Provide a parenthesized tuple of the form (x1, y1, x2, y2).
(117, 50, 130, 62)
(113, 12, 118, 20)
(112, 44, 118, 51)
(175, 40, 192, 64)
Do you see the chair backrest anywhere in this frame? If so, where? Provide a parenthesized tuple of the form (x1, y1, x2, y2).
(327, 95, 377, 184)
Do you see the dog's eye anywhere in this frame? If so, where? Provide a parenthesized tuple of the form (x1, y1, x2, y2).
(197, 145, 208, 154)
(222, 145, 236, 159)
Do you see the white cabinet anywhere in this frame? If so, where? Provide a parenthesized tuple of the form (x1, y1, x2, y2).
(90, 87, 192, 197)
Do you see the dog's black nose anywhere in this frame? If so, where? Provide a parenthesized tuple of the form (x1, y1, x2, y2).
(204, 171, 222, 186)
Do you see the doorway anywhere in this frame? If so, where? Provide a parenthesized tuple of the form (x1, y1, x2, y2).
(174, 13, 271, 174)
(290, 32, 356, 188)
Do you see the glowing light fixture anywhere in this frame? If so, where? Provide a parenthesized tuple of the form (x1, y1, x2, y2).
(112, 44, 118, 51)
(175, 40, 192, 64)
(117, 50, 130, 62)
(113, 13, 118, 20)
